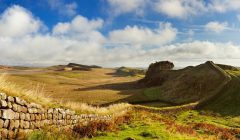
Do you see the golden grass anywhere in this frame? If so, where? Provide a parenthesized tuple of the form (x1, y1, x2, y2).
(64, 101, 131, 115)
(0, 73, 52, 107)
(0, 73, 131, 115)
(5, 68, 142, 105)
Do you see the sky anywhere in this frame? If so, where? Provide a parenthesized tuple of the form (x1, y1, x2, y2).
(0, 0, 240, 67)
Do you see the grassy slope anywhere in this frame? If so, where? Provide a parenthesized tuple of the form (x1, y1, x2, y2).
(1, 68, 146, 105)
(84, 108, 240, 140)
(0, 72, 132, 115)
(199, 70, 240, 116)
(142, 62, 231, 105)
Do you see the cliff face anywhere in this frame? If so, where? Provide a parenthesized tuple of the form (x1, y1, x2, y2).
(141, 61, 174, 86)
(145, 61, 174, 77)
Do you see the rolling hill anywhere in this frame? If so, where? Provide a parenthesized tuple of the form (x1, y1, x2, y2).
(1, 61, 240, 139)
(197, 70, 240, 115)
(140, 60, 240, 115)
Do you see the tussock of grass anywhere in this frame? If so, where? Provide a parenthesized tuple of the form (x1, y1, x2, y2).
(64, 102, 131, 115)
(0, 74, 52, 107)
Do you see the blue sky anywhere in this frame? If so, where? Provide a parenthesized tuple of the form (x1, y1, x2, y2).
(0, 0, 240, 67)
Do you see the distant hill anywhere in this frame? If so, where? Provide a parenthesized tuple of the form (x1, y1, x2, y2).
(0, 65, 11, 69)
(67, 63, 102, 69)
(116, 67, 145, 76)
(48, 63, 102, 71)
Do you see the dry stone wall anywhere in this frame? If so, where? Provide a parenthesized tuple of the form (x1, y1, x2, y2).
(0, 92, 110, 139)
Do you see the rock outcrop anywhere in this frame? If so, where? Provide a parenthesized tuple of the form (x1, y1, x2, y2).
(145, 61, 174, 77)
(140, 61, 174, 86)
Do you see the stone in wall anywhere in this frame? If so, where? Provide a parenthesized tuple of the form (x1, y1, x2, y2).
(0, 92, 112, 139)
(0, 92, 82, 139)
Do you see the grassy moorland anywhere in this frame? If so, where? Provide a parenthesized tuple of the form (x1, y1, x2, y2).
(1, 63, 240, 139)
(0, 67, 146, 105)
(1, 66, 173, 108)
(0, 71, 132, 115)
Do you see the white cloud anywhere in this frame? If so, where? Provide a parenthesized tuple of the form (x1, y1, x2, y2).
(0, 5, 43, 38)
(153, 0, 240, 19)
(123, 41, 240, 67)
(106, 0, 240, 20)
(0, 6, 105, 66)
(205, 21, 229, 33)
(53, 15, 103, 34)
(0, 5, 240, 67)
(107, 0, 146, 16)
(105, 0, 240, 20)
(94, 41, 240, 67)
(154, 0, 207, 19)
(52, 15, 105, 42)
(48, 0, 78, 17)
(108, 22, 177, 47)
(209, 0, 240, 13)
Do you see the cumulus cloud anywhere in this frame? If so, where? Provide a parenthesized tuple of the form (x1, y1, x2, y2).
(0, 6, 105, 66)
(209, 0, 240, 13)
(108, 22, 177, 48)
(127, 41, 240, 67)
(0, 5, 43, 38)
(107, 0, 146, 16)
(106, 0, 240, 20)
(154, 41, 240, 60)
(52, 15, 105, 42)
(0, 5, 240, 67)
(48, 0, 78, 17)
(154, 0, 240, 19)
(205, 21, 229, 33)
(53, 16, 103, 34)
(154, 0, 207, 19)
(97, 41, 240, 67)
